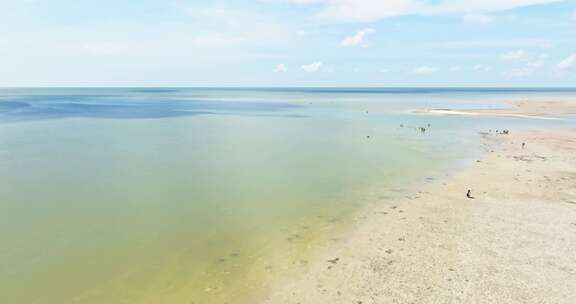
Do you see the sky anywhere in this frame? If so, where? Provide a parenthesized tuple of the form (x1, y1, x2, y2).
(0, 0, 575, 87)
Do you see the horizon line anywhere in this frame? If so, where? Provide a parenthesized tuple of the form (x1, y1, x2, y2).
(1, 86, 576, 89)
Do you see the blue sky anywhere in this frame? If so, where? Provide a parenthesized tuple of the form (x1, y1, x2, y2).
(0, 0, 575, 87)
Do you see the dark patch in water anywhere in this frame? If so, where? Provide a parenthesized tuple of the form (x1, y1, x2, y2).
(131, 89, 181, 93)
(0, 94, 302, 122)
(0, 101, 30, 110)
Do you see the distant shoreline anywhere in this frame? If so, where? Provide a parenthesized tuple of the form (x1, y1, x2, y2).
(414, 98, 576, 120)
(415, 108, 562, 120)
(2, 86, 576, 91)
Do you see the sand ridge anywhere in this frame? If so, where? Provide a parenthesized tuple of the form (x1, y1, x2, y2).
(416, 99, 576, 120)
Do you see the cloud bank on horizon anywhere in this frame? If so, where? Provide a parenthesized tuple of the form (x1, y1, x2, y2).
(0, 0, 574, 86)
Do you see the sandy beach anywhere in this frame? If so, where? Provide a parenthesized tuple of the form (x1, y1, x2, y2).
(264, 100, 576, 304)
(416, 98, 576, 120)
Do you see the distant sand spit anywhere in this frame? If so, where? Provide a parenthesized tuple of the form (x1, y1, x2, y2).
(415, 99, 576, 120)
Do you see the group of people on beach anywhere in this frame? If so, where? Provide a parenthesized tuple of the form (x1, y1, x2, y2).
(467, 128, 511, 200)
(399, 123, 431, 133)
(467, 129, 528, 199)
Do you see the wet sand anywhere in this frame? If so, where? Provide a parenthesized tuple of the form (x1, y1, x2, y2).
(264, 101, 576, 303)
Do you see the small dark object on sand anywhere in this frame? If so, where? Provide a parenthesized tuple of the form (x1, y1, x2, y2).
(466, 188, 474, 199)
(366, 135, 370, 139)
(522, 142, 526, 149)
(327, 258, 340, 264)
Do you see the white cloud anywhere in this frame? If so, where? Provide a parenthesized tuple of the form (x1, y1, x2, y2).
(274, 63, 288, 73)
(187, 7, 267, 28)
(528, 60, 544, 68)
(502, 51, 547, 77)
(502, 50, 551, 63)
(462, 13, 495, 24)
(292, 0, 562, 22)
(504, 60, 545, 78)
(425, 0, 561, 15)
(473, 64, 492, 72)
(504, 67, 534, 77)
(439, 39, 553, 49)
(80, 42, 131, 56)
(183, 7, 291, 48)
(340, 28, 375, 47)
(557, 54, 576, 71)
(83, 43, 129, 55)
(501, 49, 529, 61)
(191, 34, 247, 47)
(302, 61, 323, 72)
(413, 66, 436, 74)
(318, 0, 421, 22)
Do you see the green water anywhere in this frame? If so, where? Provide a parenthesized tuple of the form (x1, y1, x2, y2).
(1, 88, 574, 304)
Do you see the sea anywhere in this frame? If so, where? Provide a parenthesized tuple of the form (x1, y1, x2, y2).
(1, 87, 575, 304)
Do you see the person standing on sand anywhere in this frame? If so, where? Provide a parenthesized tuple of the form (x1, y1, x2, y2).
(466, 188, 474, 199)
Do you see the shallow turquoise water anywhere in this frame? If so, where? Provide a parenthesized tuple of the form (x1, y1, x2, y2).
(0, 88, 574, 303)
